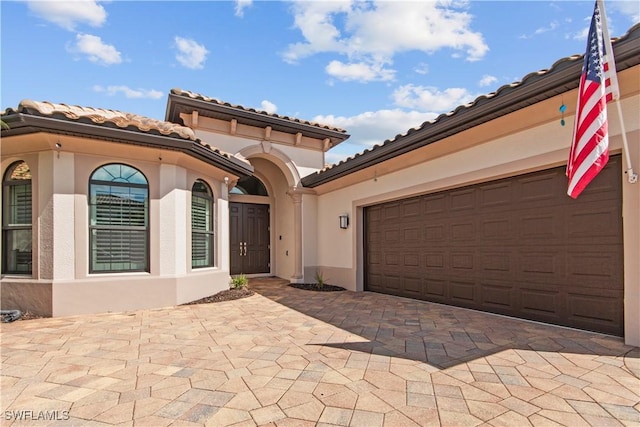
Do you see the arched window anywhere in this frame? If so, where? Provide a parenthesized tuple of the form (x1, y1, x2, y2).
(89, 164, 148, 273)
(2, 161, 32, 274)
(229, 176, 268, 196)
(192, 180, 214, 268)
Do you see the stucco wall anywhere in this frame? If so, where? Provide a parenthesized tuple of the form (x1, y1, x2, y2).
(313, 94, 640, 346)
(1, 135, 238, 317)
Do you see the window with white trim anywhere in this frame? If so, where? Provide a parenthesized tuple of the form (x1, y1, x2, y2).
(2, 161, 32, 275)
(191, 180, 214, 268)
(89, 164, 149, 273)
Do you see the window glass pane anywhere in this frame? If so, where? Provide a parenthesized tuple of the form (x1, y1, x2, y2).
(191, 196, 211, 231)
(91, 164, 147, 185)
(3, 161, 32, 275)
(233, 176, 268, 196)
(91, 229, 147, 272)
(9, 183, 32, 225)
(192, 180, 211, 195)
(191, 180, 213, 268)
(89, 164, 149, 273)
(191, 232, 213, 268)
(4, 229, 32, 273)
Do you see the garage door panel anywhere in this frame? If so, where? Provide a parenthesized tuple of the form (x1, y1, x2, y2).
(518, 212, 562, 242)
(480, 282, 514, 309)
(450, 252, 474, 270)
(519, 287, 562, 317)
(425, 224, 447, 243)
(479, 182, 513, 209)
(450, 280, 476, 304)
(424, 278, 447, 299)
(450, 189, 476, 212)
(567, 292, 623, 335)
(450, 221, 475, 242)
(566, 250, 623, 287)
(480, 252, 512, 274)
(481, 217, 513, 240)
(425, 253, 445, 269)
(365, 155, 623, 336)
(404, 276, 422, 296)
(566, 204, 622, 241)
(516, 172, 561, 204)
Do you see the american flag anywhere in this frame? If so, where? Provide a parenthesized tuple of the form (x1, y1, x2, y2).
(566, 0, 619, 199)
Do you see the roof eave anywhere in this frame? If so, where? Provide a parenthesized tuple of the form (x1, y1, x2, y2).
(1, 114, 254, 177)
(166, 93, 350, 146)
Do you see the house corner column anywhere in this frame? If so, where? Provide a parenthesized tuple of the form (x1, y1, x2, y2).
(287, 190, 304, 283)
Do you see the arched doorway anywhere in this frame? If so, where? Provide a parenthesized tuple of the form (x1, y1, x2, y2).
(229, 176, 270, 275)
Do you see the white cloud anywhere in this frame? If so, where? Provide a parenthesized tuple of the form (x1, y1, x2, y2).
(479, 75, 498, 87)
(318, 109, 437, 164)
(609, 1, 640, 23)
(260, 100, 277, 114)
(235, 0, 252, 17)
(414, 63, 429, 75)
(68, 33, 121, 65)
(26, 0, 106, 31)
(174, 36, 209, 70)
(392, 84, 477, 112)
(283, 0, 488, 79)
(519, 21, 559, 39)
(325, 60, 395, 82)
(93, 85, 163, 99)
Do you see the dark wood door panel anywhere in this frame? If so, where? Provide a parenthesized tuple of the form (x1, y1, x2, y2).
(230, 202, 270, 275)
(364, 156, 624, 336)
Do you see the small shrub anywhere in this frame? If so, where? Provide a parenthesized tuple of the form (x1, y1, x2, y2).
(230, 274, 248, 289)
(315, 270, 326, 290)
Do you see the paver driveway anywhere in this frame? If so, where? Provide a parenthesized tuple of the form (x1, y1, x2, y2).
(1, 277, 639, 426)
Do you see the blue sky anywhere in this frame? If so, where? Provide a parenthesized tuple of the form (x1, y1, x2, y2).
(1, 1, 638, 164)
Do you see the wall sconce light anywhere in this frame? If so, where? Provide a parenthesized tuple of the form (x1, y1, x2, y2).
(339, 214, 349, 229)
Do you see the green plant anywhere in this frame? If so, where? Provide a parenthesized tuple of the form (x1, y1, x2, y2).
(230, 274, 248, 289)
(314, 270, 326, 290)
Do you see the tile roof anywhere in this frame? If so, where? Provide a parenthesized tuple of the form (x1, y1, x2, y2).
(170, 88, 348, 134)
(2, 99, 253, 175)
(3, 99, 197, 141)
(302, 22, 640, 187)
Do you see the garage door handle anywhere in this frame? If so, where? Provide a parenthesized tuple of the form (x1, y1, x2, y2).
(243, 242, 247, 256)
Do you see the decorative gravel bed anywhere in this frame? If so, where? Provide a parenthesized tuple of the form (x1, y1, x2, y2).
(181, 287, 255, 305)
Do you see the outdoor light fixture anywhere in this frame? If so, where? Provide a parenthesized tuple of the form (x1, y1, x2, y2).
(339, 214, 349, 229)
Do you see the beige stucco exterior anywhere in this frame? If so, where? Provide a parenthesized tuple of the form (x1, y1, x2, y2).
(1, 133, 243, 316)
(1, 57, 638, 347)
(309, 68, 640, 346)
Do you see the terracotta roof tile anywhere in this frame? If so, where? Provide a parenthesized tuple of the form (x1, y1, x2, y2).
(4, 99, 197, 141)
(170, 88, 347, 134)
(2, 99, 249, 169)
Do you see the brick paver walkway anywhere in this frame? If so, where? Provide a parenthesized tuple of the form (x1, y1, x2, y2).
(1, 277, 638, 426)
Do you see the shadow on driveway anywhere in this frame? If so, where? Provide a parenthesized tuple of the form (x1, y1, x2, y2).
(250, 278, 638, 372)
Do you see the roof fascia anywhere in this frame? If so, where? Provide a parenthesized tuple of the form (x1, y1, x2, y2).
(1, 114, 253, 177)
(166, 93, 349, 145)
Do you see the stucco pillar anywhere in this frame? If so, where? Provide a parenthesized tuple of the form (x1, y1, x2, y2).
(287, 190, 303, 283)
(157, 164, 187, 276)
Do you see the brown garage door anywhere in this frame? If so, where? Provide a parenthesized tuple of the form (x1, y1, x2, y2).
(365, 155, 623, 336)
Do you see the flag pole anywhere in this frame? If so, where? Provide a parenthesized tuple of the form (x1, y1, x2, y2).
(613, 100, 638, 183)
(599, 0, 638, 184)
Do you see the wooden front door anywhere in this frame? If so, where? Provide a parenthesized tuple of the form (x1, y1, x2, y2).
(230, 202, 270, 275)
